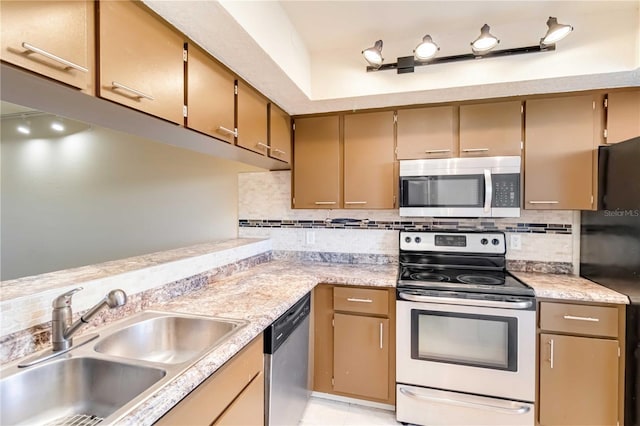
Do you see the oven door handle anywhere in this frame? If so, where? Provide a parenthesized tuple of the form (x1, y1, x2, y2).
(484, 169, 492, 214)
(398, 292, 533, 310)
(399, 387, 531, 415)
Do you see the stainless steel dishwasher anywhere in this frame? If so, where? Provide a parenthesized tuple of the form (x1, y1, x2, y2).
(264, 292, 311, 426)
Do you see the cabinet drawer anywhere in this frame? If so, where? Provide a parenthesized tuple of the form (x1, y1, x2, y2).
(333, 287, 389, 316)
(540, 302, 618, 337)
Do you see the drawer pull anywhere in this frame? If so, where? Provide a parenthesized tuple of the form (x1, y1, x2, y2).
(462, 148, 489, 153)
(346, 297, 373, 303)
(563, 315, 600, 322)
(256, 142, 271, 150)
(425, 149, 451, 154)
(217, 126, 238, 138)
(21, 42, 89, 73)
(345, 201, 367, 205)
(528, 201, 559, 204)
(112, 81, 154, 101)
(314, 201, 337, 205)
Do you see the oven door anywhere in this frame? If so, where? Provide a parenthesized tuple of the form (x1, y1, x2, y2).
(396, 297, 536, 402)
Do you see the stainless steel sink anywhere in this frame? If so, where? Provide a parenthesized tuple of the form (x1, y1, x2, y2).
(0, 310, 248, 425)
(0, 357, 166, 425)
(94, 313, 243, 364)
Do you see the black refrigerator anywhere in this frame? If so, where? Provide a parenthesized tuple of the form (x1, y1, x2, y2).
(581, 136, 640, 426)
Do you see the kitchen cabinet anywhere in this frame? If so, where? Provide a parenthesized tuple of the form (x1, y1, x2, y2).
(459, 101, 522, 157)
(236, 81, 269, 155)
(1, 0, 94, 94)
(98, 0, 184, 124)
(538, 302, 623, 426)
(292, 115, 341, 209)
(186, 43, 236, 143)
(313, 285, 395, 405)
(268, 103, 292, 164)
(396, 106, 457, 159)
(343, 111, 396, 209)
(605, 90, 640, 144)
(524, 95, 600, 210)
(156, 335, 264, 426)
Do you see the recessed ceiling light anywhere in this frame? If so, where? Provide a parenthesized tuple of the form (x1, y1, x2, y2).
(362, 40, 384, 68)
(414, 35, 440, 61)
(17, 124, 30, 135)
(541, 17, 573, 46)
(471, 24, 500, 54)
(51, 121, 65, 132)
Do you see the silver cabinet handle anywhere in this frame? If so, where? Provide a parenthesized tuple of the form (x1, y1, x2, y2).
(398, 292, 533, 310)
(563, 315, 600, 322)
(217, 126, 238, 138)
(345, 201, 367, 205)
(462, 148, 490, 153)
(111, 81, 154, 100)
(399, 387, 531, 415)
(528, 201, 559, 204)
(549, 338, 554, 369)
(22, 42, 89, 73)
(346, 298, 373, 303)
(272, 148, 287, 155)
(379, 322, 383, 349)
(256, 142, 271, 150)
(425, 149, 451, 154)
(314, 201, 336, 205)
(484, 169, 492, 214)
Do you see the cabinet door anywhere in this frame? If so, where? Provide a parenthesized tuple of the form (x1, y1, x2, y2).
(460, 101, 522, 157)
(186, 44, 235, 143)
(396, 107, 456, 159)
(213, 372, 264, 426)
(539, 333, 618, 426)
(236, 81, 269, 155)
(1, 0, 94, 93)
(333, 313, 389, 400)
(292, 116, 341, 209)
(606, 90, 640, 144)
(344, 111, 396, 209)
(269, 104, 292, 164)
(524, 95, 597, 210)
(98, 0, 184, 124)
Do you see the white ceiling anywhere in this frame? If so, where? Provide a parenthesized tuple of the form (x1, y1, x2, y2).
(144, 0, 640, 115)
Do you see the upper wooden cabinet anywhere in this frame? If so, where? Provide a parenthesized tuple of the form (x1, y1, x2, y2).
(605, 90, 640, 144)
(292, 116, 341, 208)
(98, 0, 184, 124)
(524, 95, 599, 210)
(396, 107, 457, 159)
(459, 101, 522, 157)
(236, 81, 269, 155)
(1, 0, 94, 94)
(186, 43, 235, 143)
(344, 111, 396, 209)
(268, 104, 292, 164)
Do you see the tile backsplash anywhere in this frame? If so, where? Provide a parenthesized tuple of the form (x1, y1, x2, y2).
(238, 171, 579, 273)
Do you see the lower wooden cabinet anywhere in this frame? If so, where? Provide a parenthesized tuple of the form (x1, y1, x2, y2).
(538, 302, 624, 426)
(313, 284, 395, 405)
(156, 335, 264, 426)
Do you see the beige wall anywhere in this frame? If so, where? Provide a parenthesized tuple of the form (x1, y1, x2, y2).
(1, 117, 261, 280)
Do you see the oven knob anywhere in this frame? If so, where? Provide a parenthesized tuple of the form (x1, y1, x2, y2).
(481, 238, 488, 245)
(404, 237, 412, 243)
(415, 237, 422, 244)
(492, 238, 500, 246)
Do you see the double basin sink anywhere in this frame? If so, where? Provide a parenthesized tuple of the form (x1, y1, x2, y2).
(0, 311, 247, 425)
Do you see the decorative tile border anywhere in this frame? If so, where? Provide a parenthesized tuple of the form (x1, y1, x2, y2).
(239, 219, 572, 234)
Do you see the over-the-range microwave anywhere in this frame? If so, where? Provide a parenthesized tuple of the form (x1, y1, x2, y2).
(399, 156, 521, 218)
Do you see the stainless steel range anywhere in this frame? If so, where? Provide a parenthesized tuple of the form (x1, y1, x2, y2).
(396, 230, 536, 426)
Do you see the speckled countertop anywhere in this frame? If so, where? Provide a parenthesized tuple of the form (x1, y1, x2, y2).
(78, 260, 628, 424)
(512, 271, 630, 305)
(115, 260, 396, 425)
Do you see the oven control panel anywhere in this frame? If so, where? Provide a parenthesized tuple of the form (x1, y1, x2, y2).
(400, 231, 506, 254)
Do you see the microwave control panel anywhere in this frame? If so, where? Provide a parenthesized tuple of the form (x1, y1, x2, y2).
(492, 174, 520, 208)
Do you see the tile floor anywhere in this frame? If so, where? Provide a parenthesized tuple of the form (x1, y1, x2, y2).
(299, 396, 400, 426)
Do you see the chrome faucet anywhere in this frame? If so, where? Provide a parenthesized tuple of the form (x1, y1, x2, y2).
(51, 287, 127, 351)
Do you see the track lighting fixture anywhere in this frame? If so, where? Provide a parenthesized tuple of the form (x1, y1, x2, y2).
(471, 24, 500, 55)
(363, 16, 572, 74)
(51, 119, 65, 132)
(16, 123, 31, 135)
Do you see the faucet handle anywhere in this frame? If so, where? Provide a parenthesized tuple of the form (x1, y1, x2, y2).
(52, 287, 83, 309)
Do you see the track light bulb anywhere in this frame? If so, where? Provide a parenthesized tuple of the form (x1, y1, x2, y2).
(414, 35, 440, 60)
(471, 24, 500, 54)
(362, 40, 384, 68)
(541, 17, 573, 46)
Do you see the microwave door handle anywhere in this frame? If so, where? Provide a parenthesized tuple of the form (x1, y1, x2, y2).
(484, 169, 492, 214)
